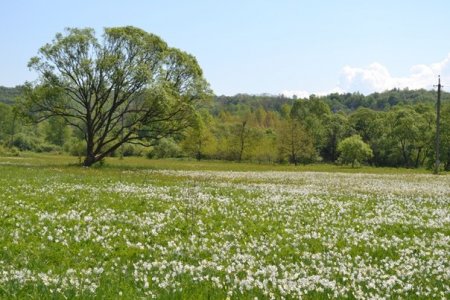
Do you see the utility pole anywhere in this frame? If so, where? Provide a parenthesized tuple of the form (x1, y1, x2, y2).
(434, 75, 442, 174)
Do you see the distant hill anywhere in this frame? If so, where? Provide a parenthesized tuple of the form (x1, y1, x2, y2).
(1, 85, 446, 112)
(213, 94, 292, 115)
(213, 88, 448, 115)
(0, 86, 24, 104)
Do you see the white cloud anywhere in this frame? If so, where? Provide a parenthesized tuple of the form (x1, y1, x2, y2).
(282, 53, 450, 97)
(339, 54, 450, 94)
(281, 89, 311, 99)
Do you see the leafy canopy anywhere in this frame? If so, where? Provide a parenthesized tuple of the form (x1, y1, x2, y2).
(24, 26, 210, 166)
(338, 135, 373, 167)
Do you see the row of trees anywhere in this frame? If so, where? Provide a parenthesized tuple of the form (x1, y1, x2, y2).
(1, 86, 448, 169)
(178, 99, 449, 169)
(0, 27, 448, 169)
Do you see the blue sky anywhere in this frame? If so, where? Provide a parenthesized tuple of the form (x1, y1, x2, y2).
(2, 0, 450, 96)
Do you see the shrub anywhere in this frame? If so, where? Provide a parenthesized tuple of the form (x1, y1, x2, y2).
(11, 134, 39, 151)
(147, 138, 183, 159)
(64, 138, 86, 157)
(337, 135, 373, 167)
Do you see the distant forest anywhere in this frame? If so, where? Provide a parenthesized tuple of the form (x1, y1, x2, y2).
(1, 85, 449, 169)
(0, 86, 24, 105)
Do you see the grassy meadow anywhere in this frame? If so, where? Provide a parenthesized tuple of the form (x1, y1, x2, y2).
(0, 154, 449, 299)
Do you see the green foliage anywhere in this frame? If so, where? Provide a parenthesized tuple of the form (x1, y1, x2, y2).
(0, 145, 19, 156)
(438, 103, 450, 170)
(0, 85, 24, 104)
(42, 117, 70, 146)
(181, 111, 217, 160)
(120, 144, 146, 157)
(322, 113, 352, 162)
(247, 129, 278, 163)
(63, 138, 86, 157)
(147, 138, 183, 159)
(384, 106, 434, 168)
(22, 26, 210, 166)
(338, 135, 373, 167)
(2, 71, 449, 171)
(349, 108, 382, 142)
(10, 133, 40, 151)
(291, 98, 331, 156)
(0, 102, 14, 142)
(278, 119, 316, 165)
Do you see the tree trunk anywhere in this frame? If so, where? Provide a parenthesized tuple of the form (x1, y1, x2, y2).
(291, 150, 298, 166)
(401, 141, 409, 168)
(414, 148, 422, 168)
(446, 150, 450, 171)
(83, 153, 97, 167)
(9, 113, 17, 148)
(83, 126, 99, 166)
(84, 137, 96, 166)
(238, 121, 247, 162)
(196, 140, 202, 161)
(84, 134, 130, 166)
(83, 110, 96, 166)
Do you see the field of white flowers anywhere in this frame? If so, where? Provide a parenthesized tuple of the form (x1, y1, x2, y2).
(0, 163, 449, 299)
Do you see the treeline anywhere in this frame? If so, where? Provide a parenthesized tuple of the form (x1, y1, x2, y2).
(183, 90, 450, 169)
(0, 86, 449, 169)
(0, 86, 24, 105)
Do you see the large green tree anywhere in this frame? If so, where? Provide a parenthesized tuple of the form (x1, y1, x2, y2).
(181, 110, 217, 160)
(24, 27, 210, 166)
(278, 118, 316, 165)
(290, 97, 331, 157)
(322, 113, 351, 162)
(438, 103, 450, 170)
(384, 106, 434, 168)
(349, 108, 386, 165)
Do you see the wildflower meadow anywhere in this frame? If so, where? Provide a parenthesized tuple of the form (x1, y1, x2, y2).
(0, 156, 449, 299)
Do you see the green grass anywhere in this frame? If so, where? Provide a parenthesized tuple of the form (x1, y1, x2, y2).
(0, 152, 437, 174)
(0, 154, 448, 299)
